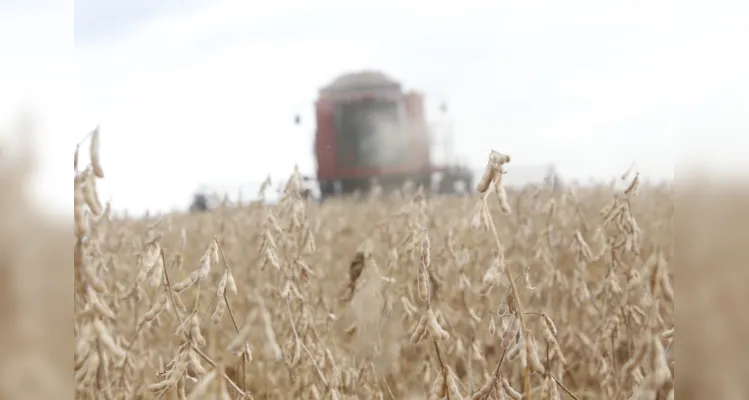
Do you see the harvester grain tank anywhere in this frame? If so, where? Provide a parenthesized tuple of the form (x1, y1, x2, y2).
(313, 70, 471, 198)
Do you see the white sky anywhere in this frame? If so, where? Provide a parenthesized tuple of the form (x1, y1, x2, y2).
(0, 0, 74, 218)
(1, 0, 747, 216)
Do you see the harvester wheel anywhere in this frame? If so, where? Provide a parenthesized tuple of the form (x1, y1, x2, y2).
(341, 179, 370, 196)
(438, 174, 457, 194)
(438, 171, 473, 195)
(319, 180, 334, 201)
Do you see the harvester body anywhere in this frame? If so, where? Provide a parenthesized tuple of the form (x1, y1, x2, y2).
(313, 71, 471, 198)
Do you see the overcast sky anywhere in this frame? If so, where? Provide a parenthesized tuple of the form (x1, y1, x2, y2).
(1, 0, 747, 215)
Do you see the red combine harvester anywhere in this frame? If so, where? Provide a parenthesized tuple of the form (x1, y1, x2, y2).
(313, 70, 472, 199)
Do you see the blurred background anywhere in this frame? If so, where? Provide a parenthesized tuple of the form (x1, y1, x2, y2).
(4, 0, 746, 218)
(70, 0, 680, 215)
(1, 0, 748, 397)
(51, 0, 696, 215)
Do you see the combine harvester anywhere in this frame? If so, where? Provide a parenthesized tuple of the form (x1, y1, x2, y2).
(191, 70, 567, 210)
(310, 70, 472, 200)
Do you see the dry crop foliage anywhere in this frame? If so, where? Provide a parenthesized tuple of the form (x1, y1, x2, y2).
(73, 132, 674, 400)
